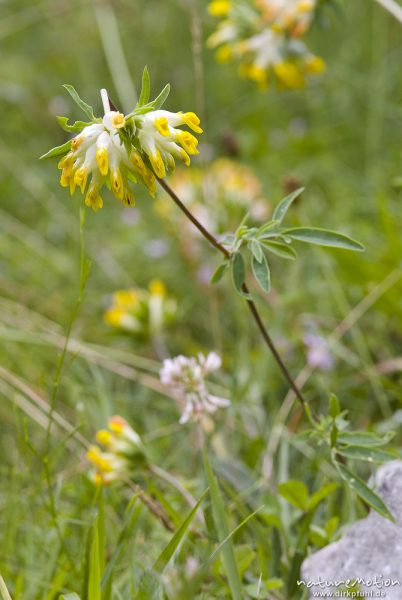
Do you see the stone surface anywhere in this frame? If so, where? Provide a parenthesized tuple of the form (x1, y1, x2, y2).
(301, 461, 402, 599)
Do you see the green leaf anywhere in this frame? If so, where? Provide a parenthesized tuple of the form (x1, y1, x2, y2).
(203, 448, 242, 600)
(207, 505, 264, 563)
(138, 66, 151, 106)
(135, 572, 164, 600)
(63, 84, 95, 120)
(97, 494, 106, 579)
(40, 140, 72, 160)
(57, 116, 93, 133)
(210, 261, 229, 284)
(251, 254, 270, 293)
(236, 211, 250, 233)
(266, 578, 284, 591)
(309, 523, 328, 547)
(151, 83, 170, 110)
(231, 252, 247, 296)
(249, 240, 263, 263)
(334, 462, 394, 521)
(330, 421, 338, 448)
(336, 446, 397, 463)
(130, 105, 155, 116)
(272, 187, 304, 223)
(256, 220, 280, 237)
(329, 394, 341, 418)
(278, 480, 309, 511)
(283, 227, 364, 252)
(101, 494, 141, 594)
(153, 489, 208, 573)
(87, 519, 101, 600)
(245, 580, 283, 599)
(59, 595, 81, 600)
(259, 508, 281, 529)
(325, 516, 339, 538)
(260, 240, 297, 260)
(232, 546, 256, 577)
(337, 431, 394, 447)
(307, 482, 338, 511)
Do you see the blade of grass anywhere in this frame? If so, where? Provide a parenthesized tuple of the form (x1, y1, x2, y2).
(153, 489, 208, 573)
(89, 527, 101, 600)
(0, 577, 12, 600)
(101, 493, 142, 593)
(207, 505, 264, 562)
(202, 447, 243, 600)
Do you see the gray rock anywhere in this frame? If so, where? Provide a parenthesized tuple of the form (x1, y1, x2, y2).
(300, 461, 402, 599)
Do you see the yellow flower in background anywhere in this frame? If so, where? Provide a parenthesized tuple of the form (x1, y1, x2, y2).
(208, 0, 232, 16)
(155, 158, 271, 240)
(207, 0, 325, 90)
(257, 0, 317, 37)
(87, 415, 147, 485)
(104, 279, 177, 337)
(41, 71, 202, 211)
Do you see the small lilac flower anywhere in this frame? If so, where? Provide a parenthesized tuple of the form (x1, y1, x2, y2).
(303, 333, 333, 371)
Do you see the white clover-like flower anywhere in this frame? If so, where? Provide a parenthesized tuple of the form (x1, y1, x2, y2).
(160, 352, 230, 424)
(42, 73, 203, 211)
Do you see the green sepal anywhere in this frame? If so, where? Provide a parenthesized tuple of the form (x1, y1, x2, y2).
(40, 140, 72, 159)
(138, 66, 151, 107)
(151, 83, 171, 110)
(63, 84, 96, 120)
(57, 116, 94, 133)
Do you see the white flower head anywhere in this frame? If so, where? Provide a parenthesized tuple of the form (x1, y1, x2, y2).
(160, 352, 230, 424)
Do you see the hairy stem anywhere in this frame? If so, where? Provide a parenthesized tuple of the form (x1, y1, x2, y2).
(157, 177, 306, 407)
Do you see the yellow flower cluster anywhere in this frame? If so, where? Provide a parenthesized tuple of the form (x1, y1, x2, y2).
(104, 279, 177, 337)
(43, 79, 202, 211)
(87, 415, 146, 485)
(155, 158, 270, 239)
(207, 0, 325, 90)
